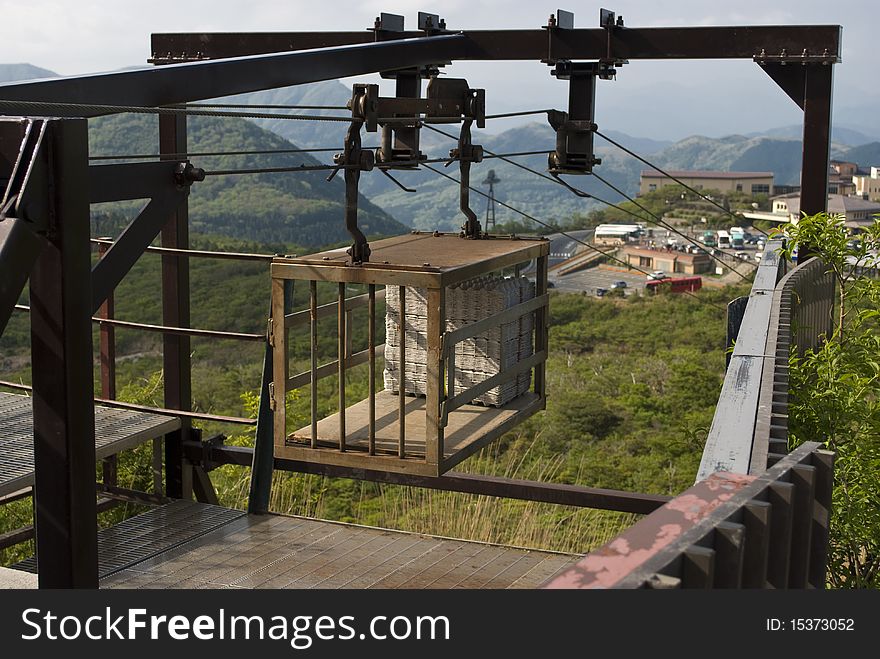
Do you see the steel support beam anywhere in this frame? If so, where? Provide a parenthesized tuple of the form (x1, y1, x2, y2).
(28, 118, 98, 588)
(0, 35, 468, 116)
(88, 161, 182, 204)
(799, 65, 834, 213)
(190, 443, 670, 514)
(150, 26, 841, 64)
(91, 188, 187, 313)
(159, 113, 193, 500)
(247, 340, 275, 514)
(0, 218, 43, 334)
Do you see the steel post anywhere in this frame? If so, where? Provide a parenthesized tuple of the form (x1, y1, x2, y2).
(159, 112, 193, 500)
(798, 63, 834, 264)
(29, 118, 98, 588)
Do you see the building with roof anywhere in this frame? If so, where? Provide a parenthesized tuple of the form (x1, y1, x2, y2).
(829, 160, 858, 196)
(639, 170, 774, 197)
(742, 193, 880, 231)
(853, 167, 880, 202)
(620, 245, 713, 275)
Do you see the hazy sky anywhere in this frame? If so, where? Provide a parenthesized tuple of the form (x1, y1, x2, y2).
(0, 0, 875, 139)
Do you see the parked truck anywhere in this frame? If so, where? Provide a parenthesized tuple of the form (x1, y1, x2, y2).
(729, 226, 745, 249)
(717, 230, 731, 248)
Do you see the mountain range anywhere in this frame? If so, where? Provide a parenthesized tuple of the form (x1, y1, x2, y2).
(2, 63, 879, 236)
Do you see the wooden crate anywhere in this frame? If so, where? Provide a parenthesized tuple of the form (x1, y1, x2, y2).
(270, 232, 549, 477)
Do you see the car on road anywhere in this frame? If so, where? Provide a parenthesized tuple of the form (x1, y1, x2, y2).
(595, 288, 608, 297)
(610, 281, 628, 290)
(647, 270, 666, 281)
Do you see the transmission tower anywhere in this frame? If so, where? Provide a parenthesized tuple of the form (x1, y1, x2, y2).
(482, 169, 500, 231)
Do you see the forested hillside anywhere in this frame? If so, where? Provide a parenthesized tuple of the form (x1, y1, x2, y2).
(89, 113, 407, 246)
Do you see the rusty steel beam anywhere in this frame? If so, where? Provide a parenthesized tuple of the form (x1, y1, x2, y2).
(150, 25, 841, 64)
(186, 443, 670, 514)
(0, 35, 468, 116)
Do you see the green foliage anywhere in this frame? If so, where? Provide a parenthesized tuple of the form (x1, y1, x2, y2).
(780, 212, 880, 588)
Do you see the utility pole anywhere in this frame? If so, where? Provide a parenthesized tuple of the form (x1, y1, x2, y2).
(482, 169, 500, 231)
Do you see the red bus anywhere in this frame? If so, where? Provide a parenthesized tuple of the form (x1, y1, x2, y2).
(645, 276, 702, 294)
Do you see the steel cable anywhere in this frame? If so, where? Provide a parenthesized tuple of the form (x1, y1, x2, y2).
(421, 163, 728, 312)
(594, 129, 771, 237)
(423, 123, 752, 278)
(0, 99, 353, 122)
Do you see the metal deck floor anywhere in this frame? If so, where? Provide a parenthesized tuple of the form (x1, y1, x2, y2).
(92, 502, 575, 589)
(0, 391, 181, 497)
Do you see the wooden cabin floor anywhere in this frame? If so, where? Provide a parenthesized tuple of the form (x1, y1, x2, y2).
(288, 390, 541, 459)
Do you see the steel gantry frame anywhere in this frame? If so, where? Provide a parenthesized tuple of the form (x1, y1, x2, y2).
(0, 12, 840, 588)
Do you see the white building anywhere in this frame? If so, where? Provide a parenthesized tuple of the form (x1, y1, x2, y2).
(742, 193, 880, 231)
(853, 167, 880, 202)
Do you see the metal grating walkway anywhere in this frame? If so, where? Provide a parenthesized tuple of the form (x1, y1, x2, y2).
(99, 504, 575, 589)
(15, 500, 245, 578)
(0, 391, 181, 497)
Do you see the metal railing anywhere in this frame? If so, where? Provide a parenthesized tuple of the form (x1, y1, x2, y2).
(750, 257, 835, 473)
(553, 246, 839, 589)
(698, 245, 835, 480)
(544, 441, 834, 589)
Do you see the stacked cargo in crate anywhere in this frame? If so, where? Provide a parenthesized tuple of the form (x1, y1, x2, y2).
(384, 275, 534, 406)
(270, 232, 549, 476)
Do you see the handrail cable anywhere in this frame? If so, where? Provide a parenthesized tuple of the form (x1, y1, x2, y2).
(201, 150, 549, 177)
(0, 380, 256, 426)
(186, 103, 349, 111)
(89, 238, 277, 261)
(13, 304, 264, 341)
(90, 147, 343, 161)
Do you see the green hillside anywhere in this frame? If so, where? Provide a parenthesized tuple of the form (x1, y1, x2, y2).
(220, 80, 352, 150)
(89, 113, 407, 247)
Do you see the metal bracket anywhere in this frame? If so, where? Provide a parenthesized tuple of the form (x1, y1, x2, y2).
(547, 61, 611, 175)
(173, 161, 206, 187)
(371, 12, 405, 35)
(328, 115, 374, 264)
(268, 382, 276, 410)
(450, 119, 483, 239)
(754, 48, 836, 66)
(418, 12, 447, 34)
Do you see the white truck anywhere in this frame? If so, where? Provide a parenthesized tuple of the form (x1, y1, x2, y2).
(729, 226, 745, 249)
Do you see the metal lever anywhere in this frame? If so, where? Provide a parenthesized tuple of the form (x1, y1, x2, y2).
(449, 119, 484, 239)
(332, 121, 374, 264)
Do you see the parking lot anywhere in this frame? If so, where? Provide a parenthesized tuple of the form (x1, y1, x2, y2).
(551, 267, 648, 296)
